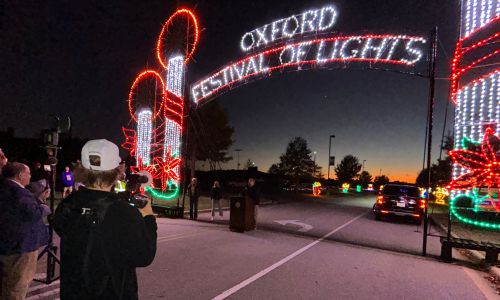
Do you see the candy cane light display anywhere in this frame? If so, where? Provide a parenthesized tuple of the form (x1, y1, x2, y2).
(448, 0, 500, 229)
(123, 8, 199, 201)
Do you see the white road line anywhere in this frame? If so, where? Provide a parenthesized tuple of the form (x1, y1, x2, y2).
(158, 232, 201, 243)
(212, 211, 368, 300)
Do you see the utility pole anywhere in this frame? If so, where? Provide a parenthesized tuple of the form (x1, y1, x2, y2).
(423, 26, 438, 257)
(362, 160, 366, 172)
(234, 149, 242, 170)
(327, 135, 335, 180)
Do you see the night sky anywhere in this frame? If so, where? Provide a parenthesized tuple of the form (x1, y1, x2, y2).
(1, 0, 460, 181)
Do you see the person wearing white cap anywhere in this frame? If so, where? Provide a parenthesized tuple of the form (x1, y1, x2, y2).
(52, 139, 157, 299)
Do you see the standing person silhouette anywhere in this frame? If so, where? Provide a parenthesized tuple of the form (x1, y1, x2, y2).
(188, 178, 200, 220)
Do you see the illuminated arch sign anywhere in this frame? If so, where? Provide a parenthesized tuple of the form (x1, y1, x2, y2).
(191, 4, 427, 104)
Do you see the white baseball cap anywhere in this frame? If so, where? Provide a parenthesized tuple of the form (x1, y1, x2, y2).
(81, 139, 121, 171)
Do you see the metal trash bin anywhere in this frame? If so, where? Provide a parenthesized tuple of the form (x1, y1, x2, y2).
(230, 196, 255, 232)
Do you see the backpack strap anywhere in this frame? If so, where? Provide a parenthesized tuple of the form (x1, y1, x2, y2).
(81, 194, 119, 298)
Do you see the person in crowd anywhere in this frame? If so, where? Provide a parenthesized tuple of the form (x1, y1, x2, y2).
(52, 139, 157, 299)
(188, 177, 200, 220)
(61, 166, 74, 198)
(27, 179, 52, 248)
(0, 148, 8, 170)
(210, 181, 223, 221)
(0, 162, 45, 300)
(30, 162, 48, 182)
(72, 160, 85, 191)
(245, 178, 260, 229)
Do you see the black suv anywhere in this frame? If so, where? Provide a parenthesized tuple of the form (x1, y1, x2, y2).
(373, 184, 426, 224)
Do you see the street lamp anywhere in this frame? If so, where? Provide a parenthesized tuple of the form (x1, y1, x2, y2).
(362, 160, 366, 172)
(327, 135, 335, 180)
(234, 149, 242, 170)
(313, 151, 317, 179)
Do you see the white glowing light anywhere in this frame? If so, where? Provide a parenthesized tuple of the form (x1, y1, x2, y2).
(400, 38, 426, 64)
(137, 109, 152, 166)
(166, 55, 185, 97)
(240, 4, 338, 52)
(193, 35, 427, 103)
(340, 37, 363, 59)
(163, 119, 181, 183)
(453, 71, 500, 184)
(462, 0, 499, 38)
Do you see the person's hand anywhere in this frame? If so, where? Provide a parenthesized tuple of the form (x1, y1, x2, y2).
(39, 189, 50, 204)
(138, 197, 154, 217)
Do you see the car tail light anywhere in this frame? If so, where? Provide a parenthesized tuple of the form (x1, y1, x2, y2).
(419, 199, 426, 209)
(377, 195, 384, 204)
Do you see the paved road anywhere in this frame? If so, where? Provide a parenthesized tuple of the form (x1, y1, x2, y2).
(137, 193, 495, 299)
(29, 193, 497, 299)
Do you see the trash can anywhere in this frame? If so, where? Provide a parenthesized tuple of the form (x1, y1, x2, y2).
(230, 196, 255, 232)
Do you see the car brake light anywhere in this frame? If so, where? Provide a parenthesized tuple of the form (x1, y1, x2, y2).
(377, 195, 384, 204)
(419, 199, 426, 209)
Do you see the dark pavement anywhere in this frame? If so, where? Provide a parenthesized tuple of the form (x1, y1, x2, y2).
(137, 193, 495, 299)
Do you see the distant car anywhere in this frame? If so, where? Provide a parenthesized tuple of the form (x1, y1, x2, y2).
(373, 184, 426, 225)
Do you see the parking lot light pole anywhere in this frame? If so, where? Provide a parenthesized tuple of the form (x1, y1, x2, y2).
(327, 135, 335, 180)
(234, 149, 242, 170)
(313, 151, 317, 179)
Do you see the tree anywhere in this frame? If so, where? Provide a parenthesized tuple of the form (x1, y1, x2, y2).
(373, 175, 390, 189)
(275, 137, 315, 184)
(335, 155, 362, 183)
(188, 101, 234, 170)
(416, 159, 452, 187)
(245, 159, 255, 168)
(268, 163, 282, 175)
(416, 134, 453, 187)
(359, 171, 372, 188)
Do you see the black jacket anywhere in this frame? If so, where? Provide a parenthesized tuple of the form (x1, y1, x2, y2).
(210, 186, 221, 200)
(52, 188, 157, 299)
(245, 185, 260, 205)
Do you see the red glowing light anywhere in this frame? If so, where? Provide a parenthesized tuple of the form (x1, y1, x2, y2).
(156, 8, 200, 69)
(450, 16, 500, 103)
(128, 70, 166, 122)
(448, 128, 500, 190)
(193, 34, 426, 103)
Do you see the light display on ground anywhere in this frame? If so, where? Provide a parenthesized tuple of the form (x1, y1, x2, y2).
(356, 185, 362, 192)
(366, 183, 374, 191)
(449, 0, 499, 229)
(312, 182, 322, 196)
(342, 183, 350, 193)
(433, 187, 449, 205)
(448, 129, 500, 229)
(122, 8, 199, 201)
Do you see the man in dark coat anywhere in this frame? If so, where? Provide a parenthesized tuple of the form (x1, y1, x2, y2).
(52, 139, 157, 299)
(0, 162, 45, 299)
(188, 177, 200, 220)
(245, 178, 260, 229)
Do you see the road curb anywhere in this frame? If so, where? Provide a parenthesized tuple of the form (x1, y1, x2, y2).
(431, 218, 500, 278)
